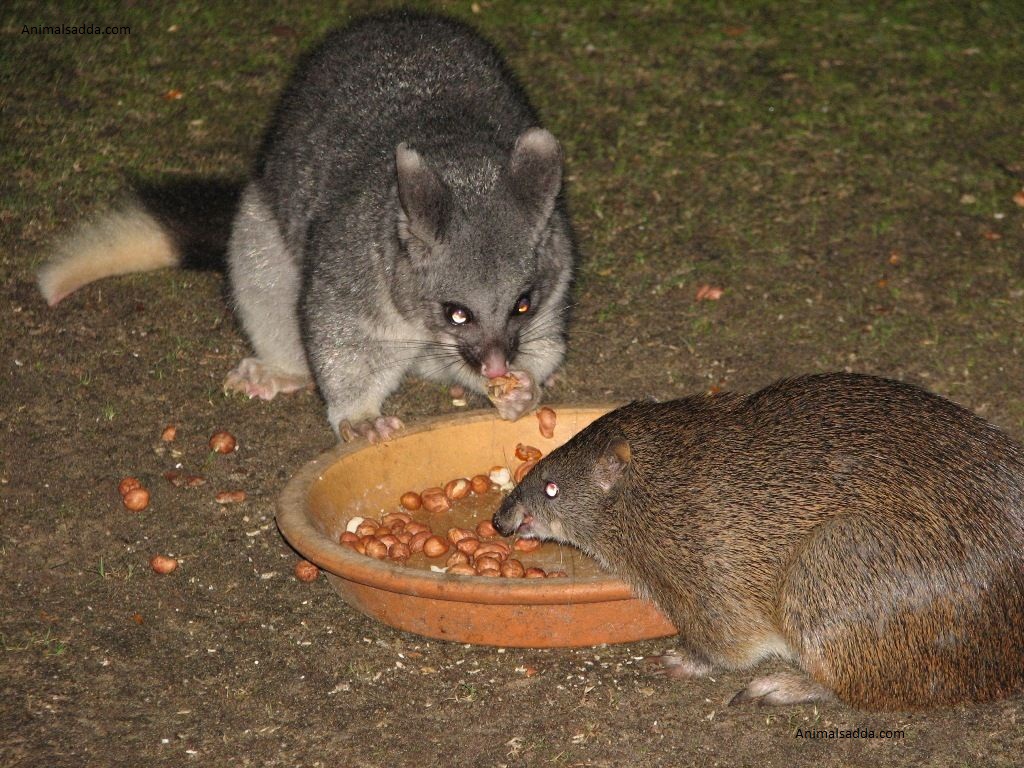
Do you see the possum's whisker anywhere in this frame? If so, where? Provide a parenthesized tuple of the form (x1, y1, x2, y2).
(418, 356, 471, 381)
(336, 341, 471, 387)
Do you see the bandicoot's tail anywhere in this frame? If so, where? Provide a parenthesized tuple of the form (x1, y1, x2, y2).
(37, 178, 240, 306)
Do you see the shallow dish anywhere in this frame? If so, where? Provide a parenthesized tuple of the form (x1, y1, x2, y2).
(276, 406, 678, 647)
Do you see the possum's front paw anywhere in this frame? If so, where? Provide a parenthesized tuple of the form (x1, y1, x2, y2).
(224, 358, 312, 401)
(486, 370, 540, 421)
(338, 416, 405, 444)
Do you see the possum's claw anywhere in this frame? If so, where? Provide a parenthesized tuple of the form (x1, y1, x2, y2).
(338, 416, 405, 444)
(224, 358, 312, 401)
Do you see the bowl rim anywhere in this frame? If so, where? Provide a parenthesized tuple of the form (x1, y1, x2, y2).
(275, 405, 646, 606)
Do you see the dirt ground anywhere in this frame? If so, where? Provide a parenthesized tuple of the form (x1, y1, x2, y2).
(3, 2, 1024, 766)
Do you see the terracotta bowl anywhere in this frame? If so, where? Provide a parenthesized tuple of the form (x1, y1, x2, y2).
(276, 406, 678, 648)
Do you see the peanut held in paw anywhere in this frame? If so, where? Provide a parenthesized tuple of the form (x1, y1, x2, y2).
(486, 371, 540, 421)
(486, 374, 520, 401)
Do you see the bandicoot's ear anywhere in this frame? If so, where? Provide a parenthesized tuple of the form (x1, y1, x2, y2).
(508, 127, 562, 232)
(594, 430, 631, 493)
(395, 143, 450, 246)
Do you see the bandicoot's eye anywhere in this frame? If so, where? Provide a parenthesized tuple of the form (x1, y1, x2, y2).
(513, 294, 531, 316)
(444, 303, 473, 326)
(544, 481, 559, 498)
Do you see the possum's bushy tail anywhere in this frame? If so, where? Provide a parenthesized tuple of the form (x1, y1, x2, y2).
(37, 178, 240, 306)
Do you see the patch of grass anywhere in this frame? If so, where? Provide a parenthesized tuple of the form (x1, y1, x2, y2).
(2, 628, 70, 657)
(90, 556, 135, 582)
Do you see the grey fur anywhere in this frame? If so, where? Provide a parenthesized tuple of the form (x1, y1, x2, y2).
(225, 184, 310, 391)
(230, 11, 576, 437)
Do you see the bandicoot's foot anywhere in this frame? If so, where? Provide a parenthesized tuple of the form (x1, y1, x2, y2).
(645, 651, 714, 680)
(728, 672, 835, 707)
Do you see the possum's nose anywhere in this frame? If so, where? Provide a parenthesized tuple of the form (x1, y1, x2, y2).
(481, 349, 508, 378)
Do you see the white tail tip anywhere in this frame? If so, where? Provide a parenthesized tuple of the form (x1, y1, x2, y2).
(37, 205, 179, 305)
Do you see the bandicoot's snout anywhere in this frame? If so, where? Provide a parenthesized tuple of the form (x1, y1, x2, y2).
(493, 496, 525, 537)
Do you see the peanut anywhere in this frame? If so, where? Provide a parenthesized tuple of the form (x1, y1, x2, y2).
(209, 430, 237, 454)
(388, 542, 411, 563)
(118, 477, 141, 497)
(382, 511, 413, 527)
(446, 551, 470, 568)
(474, 542, 510, 561)
(214, 490, 246, 504)
(446, 527, 475, 545)
(149, 554, 178, 574)
(422, 536, 450, 558)
(513, 538, 541, 553)
(123, 487, 150, 512)
(421, 487, 451, 514)
(536, 407, 556, 439)
(455, 537, 480, 556)
(294, 560, 319, 582)
(475, 519, 498, 538)
(500, 559, 525, 578)
(514, 460, 537, 484)
(365, 539, 389, 559)
(515, 443, 543, 462)
(409, 530, 432, 554)
(474, 555, 501, 574)
(444, 477, 471, 501)
(355, 520, 379, 537)
(399, 492, 422, 511)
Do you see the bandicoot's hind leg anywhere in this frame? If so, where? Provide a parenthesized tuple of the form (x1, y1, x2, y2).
(729, 671, 836, 706)
(772, 512, 1024, 710)
(648, 644, 834, 707)
(224, 182, 312, 400)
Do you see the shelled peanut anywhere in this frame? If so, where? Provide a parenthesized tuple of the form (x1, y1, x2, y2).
(338, 432, 568, 580)
(341, 506, 563, 579)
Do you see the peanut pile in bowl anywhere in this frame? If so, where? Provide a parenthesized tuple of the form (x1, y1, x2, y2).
(338, 407, 597, 579)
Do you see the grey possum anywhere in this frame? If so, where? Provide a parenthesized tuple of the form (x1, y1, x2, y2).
(494, 373, 1024, 710)
(37, 11, 577, 442)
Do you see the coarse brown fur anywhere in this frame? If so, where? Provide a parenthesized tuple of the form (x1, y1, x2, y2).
(494, 372, 1024, 710)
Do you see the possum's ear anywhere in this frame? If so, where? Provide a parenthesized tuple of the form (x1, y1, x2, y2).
(508, 128, 562, 232)
(594, 432, 631, 493)
(396, 143, 450, 248)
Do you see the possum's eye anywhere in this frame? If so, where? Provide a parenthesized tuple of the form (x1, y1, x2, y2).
(444, 303, 473, 326)
(543, 481, 559, 498)
(512, 293, 531, 316)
